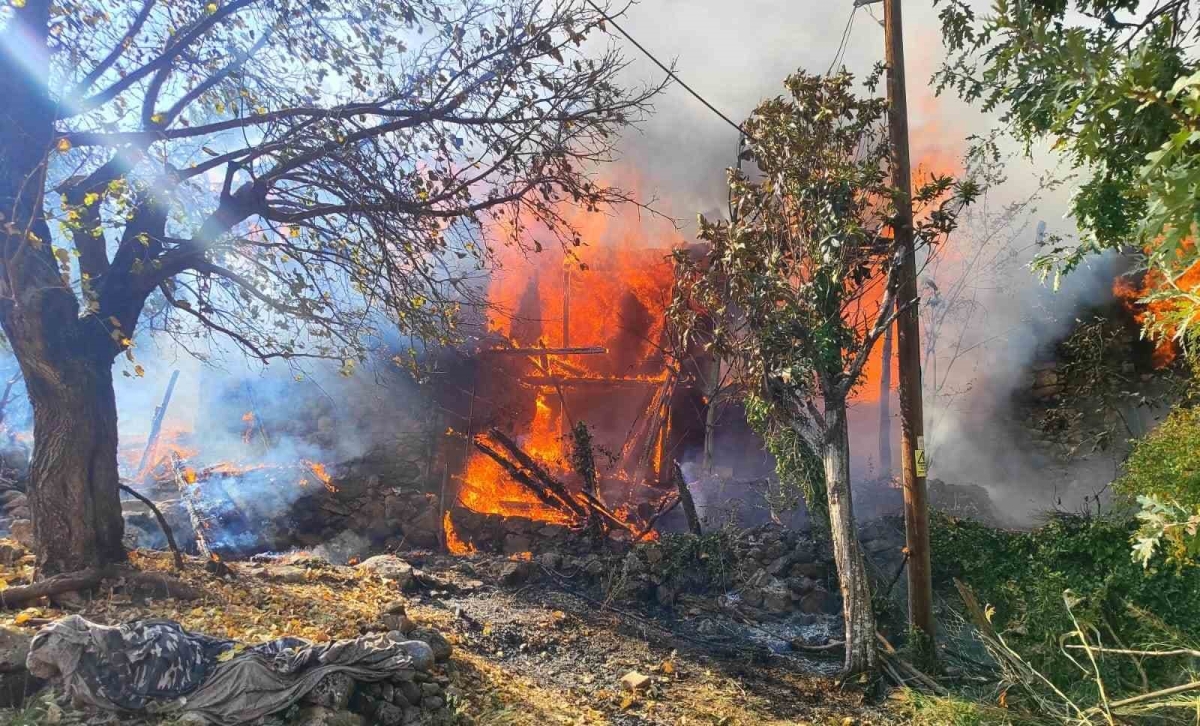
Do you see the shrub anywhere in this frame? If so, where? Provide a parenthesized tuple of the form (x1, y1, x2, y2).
(1115, 406, 1200, 508)
(931, 513, 1200, 699)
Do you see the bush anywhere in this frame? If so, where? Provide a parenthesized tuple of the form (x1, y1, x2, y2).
(931, 513, 1200, 699)
(1115, 405, 1200, 508)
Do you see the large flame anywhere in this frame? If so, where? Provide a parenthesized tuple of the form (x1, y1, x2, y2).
(450, 185, 683, 534)
(1114, 253, 1200, 368)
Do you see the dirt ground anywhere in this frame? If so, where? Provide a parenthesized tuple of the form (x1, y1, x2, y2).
(0, 549, 901, 725)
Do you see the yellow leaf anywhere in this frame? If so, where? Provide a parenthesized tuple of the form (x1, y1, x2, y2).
(150, 113, 164, 125)
(134, 364, 145, 377)
(0, 579, 7, 592)
(205, 2, 217, 12)
(10, 0, 26, 7)
(55, 138, 71, 153)
(288, 227, 300, 238)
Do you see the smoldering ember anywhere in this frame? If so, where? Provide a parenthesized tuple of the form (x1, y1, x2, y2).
(2, 1, 1200, 725)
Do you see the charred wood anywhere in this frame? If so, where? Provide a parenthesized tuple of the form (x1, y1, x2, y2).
(135, 370, 180, 480)
(672, 461, 702, 536)
(485, 429, 588, 519)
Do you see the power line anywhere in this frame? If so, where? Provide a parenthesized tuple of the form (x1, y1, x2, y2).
(583, 0, 754, 142)
(827, 6, 858, 76)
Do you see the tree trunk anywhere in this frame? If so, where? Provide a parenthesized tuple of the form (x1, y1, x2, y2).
(23, 346, 126, 574)
(822, 393, 877, 674)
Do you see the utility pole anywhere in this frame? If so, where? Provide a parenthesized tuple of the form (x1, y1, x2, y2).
(859, 0, 936, 655)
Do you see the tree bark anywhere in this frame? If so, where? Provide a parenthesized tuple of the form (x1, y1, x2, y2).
(822, 393, 877, 674)
(23, 348, 126, 574)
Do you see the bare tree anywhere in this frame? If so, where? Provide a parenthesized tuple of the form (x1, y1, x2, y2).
(0, 0, 662, 574)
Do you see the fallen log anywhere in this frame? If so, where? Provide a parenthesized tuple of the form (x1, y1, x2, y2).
(0, 567, 205, 609)
(119, 483, 184, 570)
(170, 454, 213, 558)
(0, 569, 105, 608)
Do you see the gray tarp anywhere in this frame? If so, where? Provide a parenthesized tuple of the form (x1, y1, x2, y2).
(26, 615, 434, 724)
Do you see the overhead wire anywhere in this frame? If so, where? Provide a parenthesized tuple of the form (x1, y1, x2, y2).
(827, 6, 859, 76)
(582, 0, 755, 142)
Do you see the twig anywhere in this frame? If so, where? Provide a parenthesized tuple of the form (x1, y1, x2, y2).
(119, 483, 184, 570)
(1063, 594, 1114, 725)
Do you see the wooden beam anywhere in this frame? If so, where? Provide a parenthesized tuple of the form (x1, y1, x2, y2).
(481, 346, 606, 355)
(520, 376, 667, 388)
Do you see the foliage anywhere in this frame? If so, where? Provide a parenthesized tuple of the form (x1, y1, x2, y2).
(892, 688, 1019, 726)
(1116, 405, 1200, 508)
(649, 529, 738, 591)
(669, 70, 974, 500)
(1117, 405, 1200, 567)
(743, 392, 826, 519)
(935, 0, 1200, 349)
(931, 512, 1200, 697)
(1, 0, 661, 369)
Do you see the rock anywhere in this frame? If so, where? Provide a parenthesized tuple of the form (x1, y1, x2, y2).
(537, 552, 562, 570)
(767, 554, 794, 576)
(656, 583, 677, 607)
(399, 680, 422, 705)
(421, 682, 442, 697)
(409, 627, 452, 663)
(762, 580, 793, 614)
(643, 544, 664, 568)
(790, 562, 825, 578)
(260, 565, 309, 583)
(294, 707, 363, 726)
(0, 627, 31, 673)
(583, 556, 606, 577)
(799, 588, 838, 615)
(497, 560, 533, 586)
(786, 576, 817, 594)
(374, 701, 405, 726)
(356, 555, 414, 589)
(385, 634, 435, 671)
(381, 612, 416, 633)
(303, 672, 355, 710)
(502, 533, 532, 555)
(381, 682, 395, 704)
(620, 670, 652, 692)
(0, 671, 38, 709)
(743, 567, 770, 589)
(9, 520, 33, 549)
(423, 695, 444, 710)
(622, 551, 644, 576)
(403, 705, 423, 725)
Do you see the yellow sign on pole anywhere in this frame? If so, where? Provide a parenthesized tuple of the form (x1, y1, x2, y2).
(914, 435, 927, 477)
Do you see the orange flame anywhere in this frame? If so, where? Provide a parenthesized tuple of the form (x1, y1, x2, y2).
(448, 180, 682, 542)
(1114, 263, 1200, 369)
(444, 511, 476, 555)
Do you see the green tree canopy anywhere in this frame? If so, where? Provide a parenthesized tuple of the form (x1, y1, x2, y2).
(935, 0, 1200, 347)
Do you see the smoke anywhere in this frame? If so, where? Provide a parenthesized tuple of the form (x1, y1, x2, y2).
(606, 2, 1136, 522)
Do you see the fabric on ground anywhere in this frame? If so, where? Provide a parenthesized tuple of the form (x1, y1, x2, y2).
(26, 615, 434, 724)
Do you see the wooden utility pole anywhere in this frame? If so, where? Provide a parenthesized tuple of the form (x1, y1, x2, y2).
(876, 0, 936, 653)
